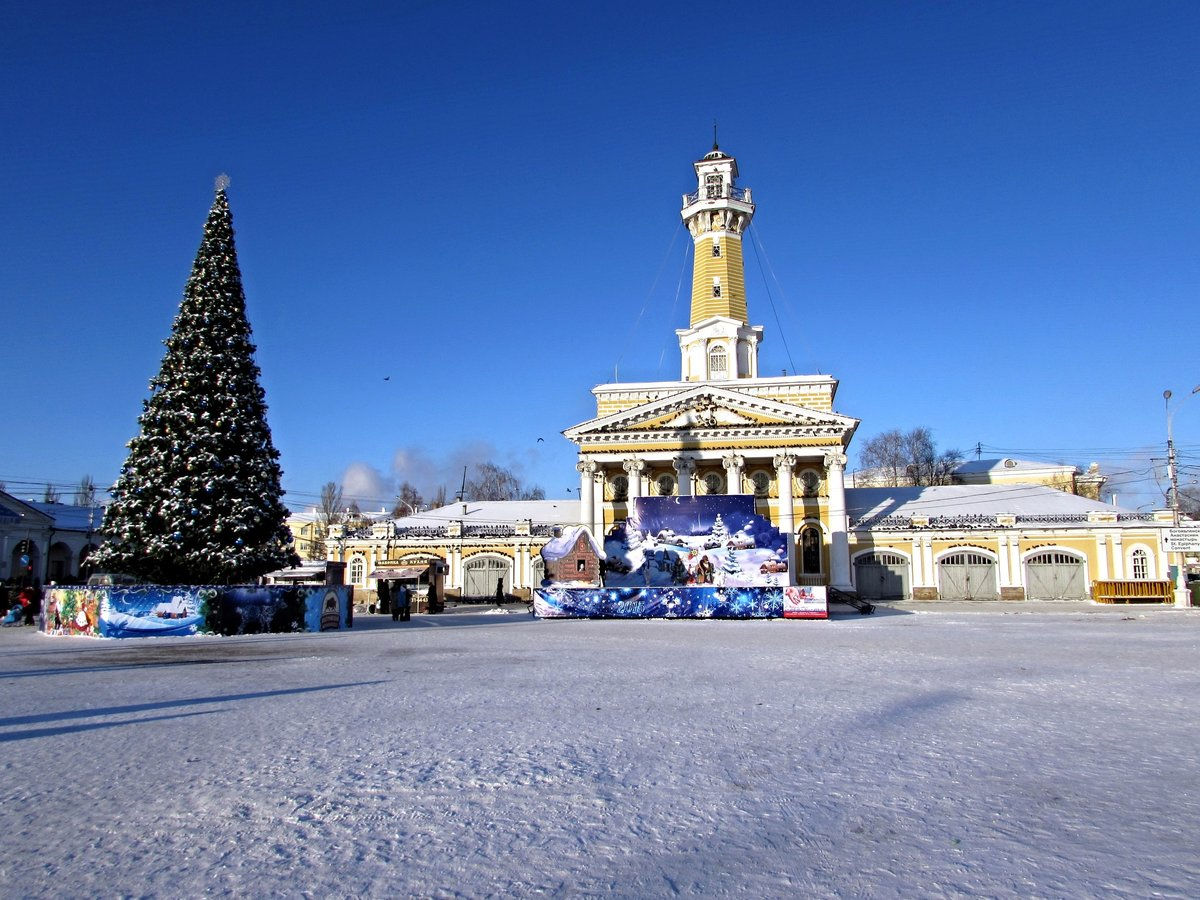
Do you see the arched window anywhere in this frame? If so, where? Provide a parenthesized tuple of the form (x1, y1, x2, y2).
(800, 526, 822, 575)
(799, 470, 820, 497)
(750, 471, 771, 497)
(611, 475, 628, 502)
(349, 556, 366, 585)
(708, 345, 728, 379)
(1130, 548, 1151, 580)
(656, 474, 675, 496)
(703, 472, 723, 495)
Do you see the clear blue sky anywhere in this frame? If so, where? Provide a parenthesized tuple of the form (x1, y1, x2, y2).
(3, 0, 1197, 513)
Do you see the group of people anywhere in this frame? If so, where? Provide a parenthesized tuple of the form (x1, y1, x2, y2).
(0, 581, 42, 627)
(376, 580, 412, 622)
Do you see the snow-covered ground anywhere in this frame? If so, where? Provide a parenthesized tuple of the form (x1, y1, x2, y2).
(3, 603, 1200, 897)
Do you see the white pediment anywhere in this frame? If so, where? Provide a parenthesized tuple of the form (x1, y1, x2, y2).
(564, 384, 858, 439)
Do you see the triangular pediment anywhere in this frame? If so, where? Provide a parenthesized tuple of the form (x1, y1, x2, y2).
(564, 385, 857, 440)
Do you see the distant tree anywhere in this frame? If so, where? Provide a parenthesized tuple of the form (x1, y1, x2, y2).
(858, 427, 962, 487)
(430, 485, 448, 508)
(392, 481, 423, 517)
(91, 179, 297, 583)
(311, 481, 344, 559)
(858, 429, 906, 485)
(464, 462, 545, 501)
(73, 475, 96, 506)
(42, 483, 62, 503)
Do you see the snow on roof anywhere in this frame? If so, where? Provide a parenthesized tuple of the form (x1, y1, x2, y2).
(392, 500, 581, 528)
(953, 458, 1077, 476)
(846, 484, 1131, 522)
(24, 501, 105, 531)
(540, 526, 604, 561)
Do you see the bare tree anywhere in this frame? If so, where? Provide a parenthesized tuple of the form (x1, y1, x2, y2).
(859, 427, 962, 486)
(310, 481, 344, 559)
(42, 483, 61, 503)
(430, 485, 448, 508)
(73, 475, 97, 506)
(392, 481, 423, 517)
(464, 462, 545, 501)
(858, 429, 906, 485)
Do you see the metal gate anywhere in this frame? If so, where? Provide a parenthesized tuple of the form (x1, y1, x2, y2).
(938, 551, 998, 600)
(854, 552, 910, 600)
(463, 556, 512, 597)
(1025, 551, 1087, 600)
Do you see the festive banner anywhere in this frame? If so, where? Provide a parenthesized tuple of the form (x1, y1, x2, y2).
(603, 496, 789, 589)
(43, 585, 352, 637)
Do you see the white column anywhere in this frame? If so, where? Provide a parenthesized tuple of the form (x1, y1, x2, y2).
(1112, 535, 1124, 579)
(591, 466, 604, 538)
(674, 456, 695, 498)
(922, 537, 935, 589)
(722, 453, 745, 494)
(623, 458, 645, 500)
(774, 453, 797, 535)
(577, 460, 596, 530)
(824, 451, 852, 590)
(1096, 534, 1109, 580)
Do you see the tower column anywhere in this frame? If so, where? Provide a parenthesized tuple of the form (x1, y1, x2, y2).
(673, 456, 695, 498)
(825, 451, 852, 590)
(722, 453, 744, 494)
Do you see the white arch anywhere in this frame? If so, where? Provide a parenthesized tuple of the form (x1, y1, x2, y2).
(1125, 543, 1157, 580)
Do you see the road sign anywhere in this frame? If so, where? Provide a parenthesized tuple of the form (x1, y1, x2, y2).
(1163, 528, 1200, 552)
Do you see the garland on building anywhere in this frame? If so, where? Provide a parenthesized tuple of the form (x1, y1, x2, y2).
(93, 177, 297, 584)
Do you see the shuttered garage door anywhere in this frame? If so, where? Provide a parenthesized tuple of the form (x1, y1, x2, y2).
(854, 552, 910, 601)
(463, 556, 512, 597)
(938, 552, 998, 600)
(1025, 551, 1087, 600)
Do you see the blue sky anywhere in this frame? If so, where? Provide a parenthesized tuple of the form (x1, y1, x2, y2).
(3, 1, 1197, 513)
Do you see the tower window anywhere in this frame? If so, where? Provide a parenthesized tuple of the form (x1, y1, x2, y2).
(705, 173, 723, 199)
(712, 241, 721, 257)
(712, 278, 721, 298)
(708, 345, 728, 379)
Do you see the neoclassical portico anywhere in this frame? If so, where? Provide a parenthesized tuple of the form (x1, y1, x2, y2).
(563, 144, 859, 587)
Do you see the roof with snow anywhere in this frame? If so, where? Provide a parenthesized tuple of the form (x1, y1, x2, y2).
(23, 501, 105, 532)
(392, 500, 581, 529)
(846, 484, 1135, 526)
(540, 526, 604, 561)
(953, 458, 1077, 476)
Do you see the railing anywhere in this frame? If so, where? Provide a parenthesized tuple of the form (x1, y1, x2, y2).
(682, 185, 752, 205)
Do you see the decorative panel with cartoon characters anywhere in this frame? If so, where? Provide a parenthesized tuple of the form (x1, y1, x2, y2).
(43, 585, 352, 637)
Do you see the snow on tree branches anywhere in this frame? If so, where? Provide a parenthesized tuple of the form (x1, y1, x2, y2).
(92, 184, 298, 584)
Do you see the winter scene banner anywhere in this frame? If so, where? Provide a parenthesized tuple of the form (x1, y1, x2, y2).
(43, 585, 351, 638)
(606, 495, 789, 589)
(536, 496, 826, 619)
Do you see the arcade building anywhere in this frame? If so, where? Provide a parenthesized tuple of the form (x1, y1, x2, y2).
(330, 145, 1178, 606)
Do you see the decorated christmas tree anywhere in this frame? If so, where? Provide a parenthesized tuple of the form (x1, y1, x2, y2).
(92, 176, 298, 584)
(711, 513, 728, 543)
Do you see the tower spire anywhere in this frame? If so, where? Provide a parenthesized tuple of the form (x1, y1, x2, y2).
(713, 120, 719, 151)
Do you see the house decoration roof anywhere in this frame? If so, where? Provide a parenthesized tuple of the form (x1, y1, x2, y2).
(953, 458, 1077, 476)
(540, 526, 605, 562)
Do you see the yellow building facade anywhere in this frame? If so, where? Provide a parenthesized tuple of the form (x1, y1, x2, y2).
(331, 144, 1178, 606)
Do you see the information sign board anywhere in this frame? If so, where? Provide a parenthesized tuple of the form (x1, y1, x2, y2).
(1163, 528, 1200, 552)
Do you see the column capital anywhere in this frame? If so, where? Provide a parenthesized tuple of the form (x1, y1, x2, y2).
(576, 459, 598, 477)
(673, 456, 696, 475)
(823, 451, 848, 471)
(622, 458, 646, 476)
(721, 453, 745, 471)
(773, 452, 798, 471)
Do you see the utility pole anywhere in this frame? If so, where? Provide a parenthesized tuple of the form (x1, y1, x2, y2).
(1164, 386, 1199, 607)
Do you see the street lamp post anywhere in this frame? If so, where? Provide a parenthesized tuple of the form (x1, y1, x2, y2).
(1164, 385, 1199, 607)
